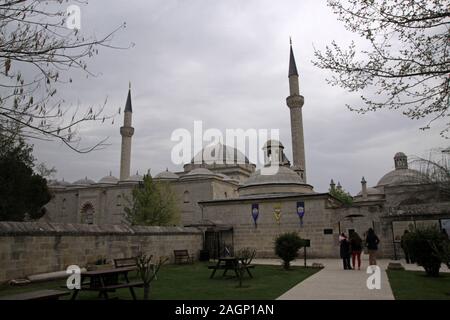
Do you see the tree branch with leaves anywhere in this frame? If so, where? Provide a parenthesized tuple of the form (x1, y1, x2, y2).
(0, 0, 133, 152)
(313, 0, 450, 137)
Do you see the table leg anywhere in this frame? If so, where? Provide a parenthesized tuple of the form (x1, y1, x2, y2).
(210, 261, 220, 279)
(71, 289, 79, 300)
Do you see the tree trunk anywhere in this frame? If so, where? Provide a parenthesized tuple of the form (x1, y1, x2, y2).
(143, 284, 150, 300)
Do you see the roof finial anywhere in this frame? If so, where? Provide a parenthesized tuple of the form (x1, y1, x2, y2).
(129, 81, 131, 90)
(289, 36, 292, 46)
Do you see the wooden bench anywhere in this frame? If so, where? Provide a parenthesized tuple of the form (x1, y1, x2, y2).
(0, 289, 70, 300)
(174, 250, 194, 264)
(113, 257, 137, 268)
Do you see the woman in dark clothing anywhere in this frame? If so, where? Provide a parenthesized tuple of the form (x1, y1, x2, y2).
(366, 228, 380, 266)
(349, 231, 363, 270)
(339, 232, 351, 270)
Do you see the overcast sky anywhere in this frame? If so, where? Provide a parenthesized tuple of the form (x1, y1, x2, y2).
(31, 0, 448, 195)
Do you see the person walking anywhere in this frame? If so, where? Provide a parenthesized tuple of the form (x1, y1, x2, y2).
(339, 232, 351, 270)
(349, 231, 363, 270)
(400, 230, 411, 264)
(366, 228, 380, 266)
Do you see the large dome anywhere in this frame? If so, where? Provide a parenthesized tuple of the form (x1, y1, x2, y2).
(239, 166, 314, 196)
(377, 169, 429, 187)
(190, 142, 250, 165)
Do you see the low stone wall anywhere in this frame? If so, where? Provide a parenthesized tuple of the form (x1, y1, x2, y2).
(0, 222, 203, 283)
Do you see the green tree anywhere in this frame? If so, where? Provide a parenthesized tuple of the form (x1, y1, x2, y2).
(124, 175, 180, 226)
(0, 133, 51, 221)
(403, 227, 446, 277)
(329, 185, 353, 206)
(313, 0, 450, 137)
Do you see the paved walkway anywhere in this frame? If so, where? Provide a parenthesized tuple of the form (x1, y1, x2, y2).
(252, 257, 449, 300)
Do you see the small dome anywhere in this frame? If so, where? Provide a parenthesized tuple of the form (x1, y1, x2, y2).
(377, 169, 429, 187)
(263, 140, 284, 149)
(180, 168, 220, 180)
(98, 173, 119, 184)
(48, 179, 71, 188)
(239, 166, 314, 196)
(394, 152, 407, 158)
(155, 169, 179, 180)
(73, 177, 95, 186)
(127, 172, 144, 182)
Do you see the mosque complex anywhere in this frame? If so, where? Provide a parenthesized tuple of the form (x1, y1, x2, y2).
(43, 43, 450, 259)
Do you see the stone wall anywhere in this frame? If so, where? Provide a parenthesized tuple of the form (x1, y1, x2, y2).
(0, 222, 203, 283)
(201, 194, 341, 258)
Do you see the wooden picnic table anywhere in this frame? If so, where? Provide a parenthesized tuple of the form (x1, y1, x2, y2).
(70, 266, 143, 300)
(209, 257, 240, 278)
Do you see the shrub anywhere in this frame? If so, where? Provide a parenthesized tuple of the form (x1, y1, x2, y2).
(403, 227, 446, 277)
(275, 232, 306, 270)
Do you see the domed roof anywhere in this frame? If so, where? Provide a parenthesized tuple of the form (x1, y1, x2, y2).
(180, 168, 219, 180)
(155, 169, 179, 180)
(73, 177, 95, 186)
(394, 152, 407, 158)
(263, 140, 284, 149)
(48, 179, 71, 188)
(243, 166, 304, 186)
(377, 169, 429, 187)
(190, 142, 250, 165)
(126, 172, 143, 182)
(239, 165, 314, 196)
(98, 173, 119, 184)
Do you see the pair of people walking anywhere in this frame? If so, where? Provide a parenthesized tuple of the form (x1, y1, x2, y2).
(339, 228, 379, 270)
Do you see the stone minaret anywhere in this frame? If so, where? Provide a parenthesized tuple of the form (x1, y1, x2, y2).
(120, 84, 134, 181)
(286, 40, 306, 182)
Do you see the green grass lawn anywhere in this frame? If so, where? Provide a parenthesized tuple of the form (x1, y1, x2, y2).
(387, 270, 450, 300)
(0, 263, 319, 300)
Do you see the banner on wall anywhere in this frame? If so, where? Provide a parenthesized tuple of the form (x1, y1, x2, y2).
(273, 203, 282, 225)
(251, 204, 259, 228)
(297, 201, 305, 226)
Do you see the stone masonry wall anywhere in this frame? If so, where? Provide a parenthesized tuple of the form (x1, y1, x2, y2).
(0, 222, 203, 283)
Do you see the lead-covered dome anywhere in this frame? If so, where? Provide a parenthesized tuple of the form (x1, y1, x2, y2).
(239, 166, 314, 196)
(155, 169, 179, 181)
(73, 177, 95, 186)
(98, 173, 119, 185)
(190, 142, 250, 165)
(377, 152, 429, 187)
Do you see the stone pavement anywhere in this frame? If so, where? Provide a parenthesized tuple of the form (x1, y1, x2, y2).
(252, 256, 450, 300)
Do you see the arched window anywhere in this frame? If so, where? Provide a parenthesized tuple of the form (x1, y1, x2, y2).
(80, 202, 95, 224)
(224, 192, 228, 199)
(116, 194, 122, 207)
(183, 191, 190, 203)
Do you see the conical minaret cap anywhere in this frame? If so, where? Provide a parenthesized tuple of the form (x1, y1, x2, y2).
(288, 39, 299, 77)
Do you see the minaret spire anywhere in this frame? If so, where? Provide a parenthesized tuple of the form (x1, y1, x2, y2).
(120, 84, 135, 180)
(286, 39, 307, 182)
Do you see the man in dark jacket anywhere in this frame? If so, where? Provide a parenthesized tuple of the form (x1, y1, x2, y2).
(340, 233, 351, 270)
(366, 228, 380, 266)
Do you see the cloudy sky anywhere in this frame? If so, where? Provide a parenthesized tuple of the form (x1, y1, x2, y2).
(31, 0, 448, 194)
